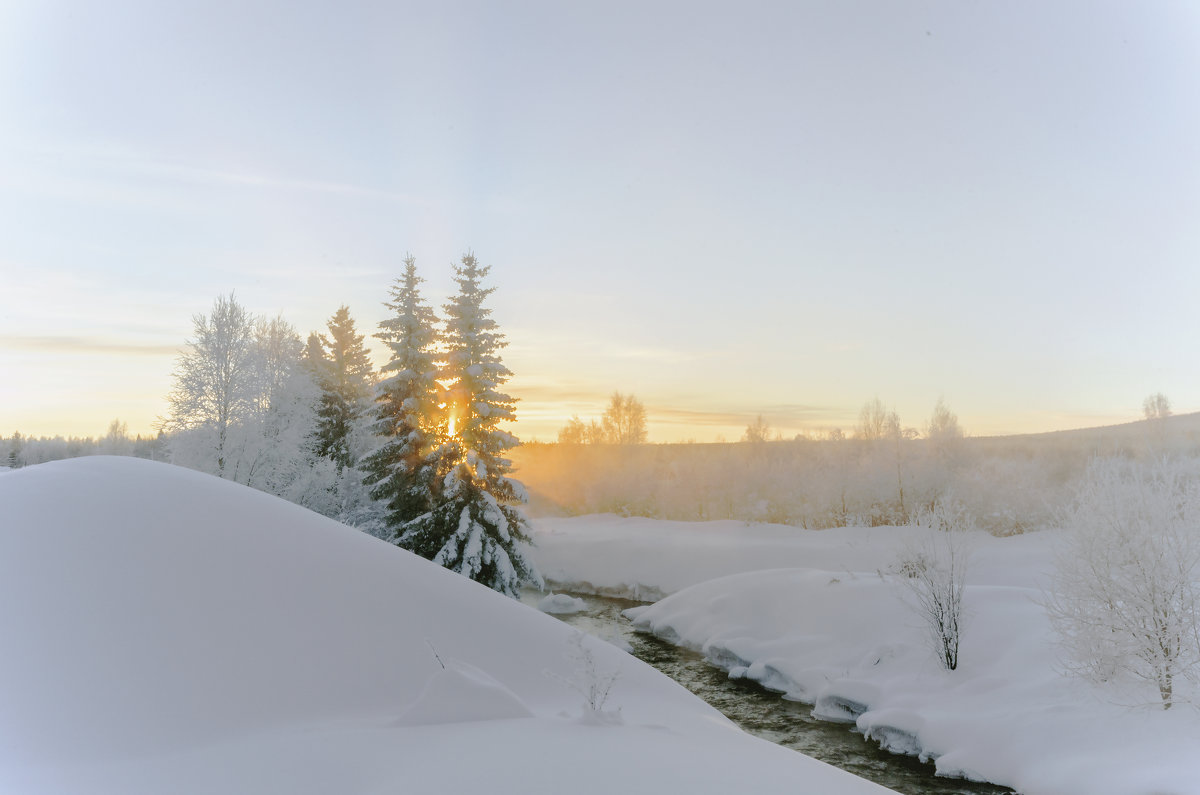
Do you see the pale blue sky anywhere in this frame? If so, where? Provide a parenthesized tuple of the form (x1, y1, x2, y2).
(3, 0, 1199, 441)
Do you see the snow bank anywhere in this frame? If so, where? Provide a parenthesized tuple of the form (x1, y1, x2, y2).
(532, 515, 1200, 795)
(0, 457, 894, 795)
(532, 514, 1051, 598)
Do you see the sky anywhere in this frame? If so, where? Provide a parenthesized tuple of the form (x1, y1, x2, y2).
(2, 0, 1199, 443)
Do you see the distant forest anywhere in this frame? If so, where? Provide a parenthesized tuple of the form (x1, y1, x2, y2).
(8, 410, 1198, 537)
(513, 410, 1200, 535)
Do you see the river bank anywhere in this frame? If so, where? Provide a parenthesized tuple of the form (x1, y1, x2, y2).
(523, 589, 1013, 795)
(530, 516, 1200, 795)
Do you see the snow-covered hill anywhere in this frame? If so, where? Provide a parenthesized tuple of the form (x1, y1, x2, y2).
(0, 457, 892, 794)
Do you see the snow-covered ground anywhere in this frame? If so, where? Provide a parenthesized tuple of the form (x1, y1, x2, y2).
(532, 515, 1200, 795)
(0, 458, 895, 795)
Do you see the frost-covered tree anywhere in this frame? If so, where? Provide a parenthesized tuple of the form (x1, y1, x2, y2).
(855, 397, 898, 442)
(601, 392, 647, 444)
(225, 315, 316, 491)
(310, 306, 375, 470)
(163, 293, 258, 475)
(394, 253, 542, 597)
(558, 416, 588, 445)
(99, 419, 133, 456)
(557, 415, 605, 445)
(362, 255, 445, 534)
(163, 298, 322, 495)
(5, 432, 23, 469)
(1046, 458, 1200, 709)
(926, 398, 962, 446)
(1143, 392, 1172, 422)
(251, 315, 303, 417)
(743, 415, 772, 443)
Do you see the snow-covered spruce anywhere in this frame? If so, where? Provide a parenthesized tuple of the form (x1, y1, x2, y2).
(307, 305, 376, 473)
(396, 253, 542, 597)
(361, 255, 446, 535)
(398, 468, 541, 597)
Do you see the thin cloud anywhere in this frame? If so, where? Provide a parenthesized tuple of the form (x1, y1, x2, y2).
(507, 381, 610, 408)
(0, 335, 180, 357)
(603, 346, 701, 363)
(8, 140, 433, 207)
(652, 404, 844, 428)
(137, 160, 432, 206)
(508, 381, 849, 430)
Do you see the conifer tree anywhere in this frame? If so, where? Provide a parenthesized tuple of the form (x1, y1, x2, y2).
(301, 332, 328, 383)
(311, 306, 375, 470)
(395, 252, 542, 597)
(6, 432, 23, 469)
(362, 256, 445, 533)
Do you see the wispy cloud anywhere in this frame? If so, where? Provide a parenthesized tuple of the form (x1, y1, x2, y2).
(507, 378, 609, 408)
(603, 346, 702, 363)
(4, 139, 432, 207)
(131, 159, 432, 205)
(0, 335, 180, 357)
(651, 403, 845, 428)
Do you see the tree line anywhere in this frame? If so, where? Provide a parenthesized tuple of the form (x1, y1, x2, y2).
(557, 392, 647, 445)
(158, 252, 540, 596)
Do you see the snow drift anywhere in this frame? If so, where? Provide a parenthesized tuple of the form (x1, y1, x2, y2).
(0, 457, 893, 794)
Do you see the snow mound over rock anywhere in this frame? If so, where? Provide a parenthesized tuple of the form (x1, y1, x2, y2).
(537, 592, 587, 614)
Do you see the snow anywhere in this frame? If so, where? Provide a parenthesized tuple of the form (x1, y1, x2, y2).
(532, 514, 1051, 600)
(0, 457, 894, 795)
(395, 657, 533, 725)
(538, 592, 589, 614)
(531, 515, 1200, 795)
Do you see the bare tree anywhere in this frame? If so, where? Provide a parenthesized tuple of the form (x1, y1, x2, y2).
(559, 413, 617, 444)
(743, 415, 772, 443)
(1143, 392, 1172, 422)
(601, 392, 647, 445)
(558, 416, 589, 445)
(1046, 458, 1200, 709)
(856, 396, 898, 442)
(99, 419, 133, 456)
(895, 499, 972, 671)
(549, 630, 621, 717)
(926, 398, 962, 445)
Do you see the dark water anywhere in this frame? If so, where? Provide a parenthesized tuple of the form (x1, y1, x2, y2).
(523, 590, 1014, 795)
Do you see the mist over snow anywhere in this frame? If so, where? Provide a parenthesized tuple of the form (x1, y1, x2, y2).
(0, 457, 894, 795)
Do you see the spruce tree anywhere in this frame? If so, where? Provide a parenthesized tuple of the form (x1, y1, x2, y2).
(311, 306, 375, 470)
(362, 256, 444, 533)
(395, 252, 543, 597)
(6, 432, 22, 469)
